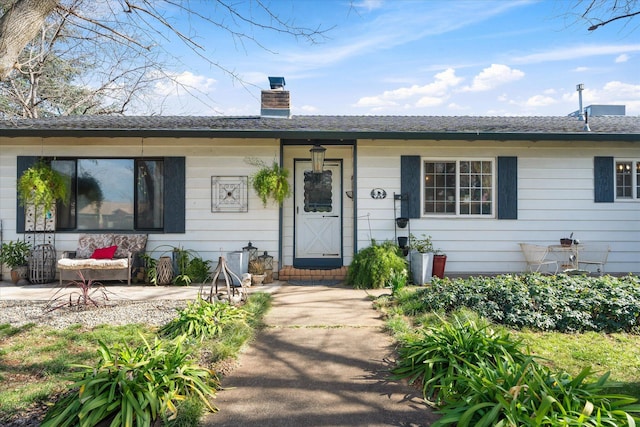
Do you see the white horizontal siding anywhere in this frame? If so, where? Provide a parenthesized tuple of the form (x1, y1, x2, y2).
(0, 139, 283, 272)
(1, 136, 638, 277)
(356, 140, 640, 275)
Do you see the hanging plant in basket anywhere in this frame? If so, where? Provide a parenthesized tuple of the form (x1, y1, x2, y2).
(246, 158, 291, 207)
(18, 160, 69, 213)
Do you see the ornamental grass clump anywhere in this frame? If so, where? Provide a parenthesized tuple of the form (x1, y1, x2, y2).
(160, 297, 248, 342)
(41, 334, 219, 427)
(392, 316, 640, 426)
(392, 316, 529, 405)
(45, 271, 110, 311)
(346, 240, 408, 289)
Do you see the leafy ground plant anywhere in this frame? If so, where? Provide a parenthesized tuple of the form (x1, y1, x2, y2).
(346, 240, 408, 289)
(160, 297, 248, 342)
(1, 292, 272, 425)
(402, 273, 640, 333)
(40, 334, 219, 427)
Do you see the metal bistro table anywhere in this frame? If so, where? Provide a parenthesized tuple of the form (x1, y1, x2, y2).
(547, 244, 579, 271)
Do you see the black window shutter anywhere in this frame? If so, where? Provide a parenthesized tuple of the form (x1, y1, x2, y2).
(400, 155, 421, 218)
(163, 157, 186, 233)
(16, 156, 39, 232)
(594, 157, 614, 203)
(497, 156, 518, 219)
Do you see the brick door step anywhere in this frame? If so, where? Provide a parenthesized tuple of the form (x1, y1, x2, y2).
(278, 266, 347, 282)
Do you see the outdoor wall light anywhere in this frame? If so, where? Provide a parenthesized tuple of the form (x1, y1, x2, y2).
(310, 144, 326, 174)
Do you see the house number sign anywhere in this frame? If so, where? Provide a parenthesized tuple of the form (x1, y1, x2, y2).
(370, 188, 387, 199)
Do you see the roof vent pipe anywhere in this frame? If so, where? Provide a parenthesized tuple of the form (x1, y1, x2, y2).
(576, 83, 585, 121)
(584, 110, 591, 132)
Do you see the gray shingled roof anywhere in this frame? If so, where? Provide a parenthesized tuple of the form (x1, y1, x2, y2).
(1, 115, 639, 141)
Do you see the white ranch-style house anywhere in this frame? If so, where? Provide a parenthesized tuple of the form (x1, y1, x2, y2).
(1, 110, 639, 282)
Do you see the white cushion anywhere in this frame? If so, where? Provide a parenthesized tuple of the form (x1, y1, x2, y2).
(57, 258, 128, 270)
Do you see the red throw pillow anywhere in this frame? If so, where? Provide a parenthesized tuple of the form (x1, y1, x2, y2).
(90, 245, 118, 259)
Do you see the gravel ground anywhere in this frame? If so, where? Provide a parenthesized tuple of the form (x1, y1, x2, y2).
(0, 298, 213, 427)
(0, 299, 190, 330)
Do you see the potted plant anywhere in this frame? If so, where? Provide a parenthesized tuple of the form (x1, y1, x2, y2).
(248, 259, 266, 285)
(18, 160, 69, 214)
(409, 233, 434, 285)
(432, 249, 447, 279)
(18, 160, 69, 231)
(246, 158, 291, 207)
(0, 240, 31, 283)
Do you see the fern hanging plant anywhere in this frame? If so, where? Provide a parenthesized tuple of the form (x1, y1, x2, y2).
(246, 158, 291, 207)
(18, 160, 69, 213)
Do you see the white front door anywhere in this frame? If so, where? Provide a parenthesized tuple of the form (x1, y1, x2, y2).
(294, 160, 342, 268)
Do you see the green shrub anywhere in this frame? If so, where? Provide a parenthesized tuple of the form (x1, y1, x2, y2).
(345, 240, 408, 289)
(403, 274, 640, 333)
(391, 316, 640, 426)
(184, 257, 212, 283)
(172, 248, 212, 285)
(41, 335, 218, 427)
(160, 297, 248, 342)
(392, 316, 529, 404)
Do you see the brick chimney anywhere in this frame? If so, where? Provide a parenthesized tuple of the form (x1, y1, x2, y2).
(261, 77, 290, 118)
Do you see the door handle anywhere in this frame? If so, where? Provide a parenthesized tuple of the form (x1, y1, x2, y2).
(323, 215, 339, 218)
(323, 253, 339, 256)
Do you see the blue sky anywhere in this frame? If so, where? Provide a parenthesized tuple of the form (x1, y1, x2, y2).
(138, 0, 640, 116)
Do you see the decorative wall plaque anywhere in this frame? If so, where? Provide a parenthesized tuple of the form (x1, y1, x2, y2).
(370, 188, 387, 199)
(212, 176, 248, 212)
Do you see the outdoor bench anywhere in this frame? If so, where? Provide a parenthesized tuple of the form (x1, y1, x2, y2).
(57, 233, 147, 285)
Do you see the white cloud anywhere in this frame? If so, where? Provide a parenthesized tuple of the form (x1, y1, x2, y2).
(241, 72, 269, 85)
(513, 44, 640, 64)
(462, 64, 524, 92)
(615, 54, 630, 63)
(601, 81, 640, 99)
(447, 102, 468, 111)
(525, 95, 557, 107)
(573, 66, 589, 72)
(280, 2, 533, 71)
(352, 0, 383, 12)
(153, 71, 216, 96)
(297, 105, 319, 113)
(416, 96, 445, 107)
(354, 68, 462, 109)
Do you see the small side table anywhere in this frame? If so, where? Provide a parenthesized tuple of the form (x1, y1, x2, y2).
(548, 245, 578, 271)
(29, 244, 57, 284)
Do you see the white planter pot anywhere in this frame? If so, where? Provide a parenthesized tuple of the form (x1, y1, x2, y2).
(410, 250, 433, 285)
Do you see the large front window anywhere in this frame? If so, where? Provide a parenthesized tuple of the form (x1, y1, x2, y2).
(423, 159, 494, 216)
(615, 160, 640, 199)
(53, 158, 164, 231)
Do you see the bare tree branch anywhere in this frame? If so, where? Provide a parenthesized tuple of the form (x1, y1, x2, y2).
(1, 0, 334, 115)
(570, 0, 640, 31)
(588, 10, 640, 30)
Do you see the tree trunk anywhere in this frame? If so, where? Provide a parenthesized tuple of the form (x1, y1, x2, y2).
(0, 0, 58, 80)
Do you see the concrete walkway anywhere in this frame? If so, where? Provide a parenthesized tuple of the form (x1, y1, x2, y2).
(0, 280, 437, 426)
(0, 280, 279, 301)
(202, 284, 436, 427)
